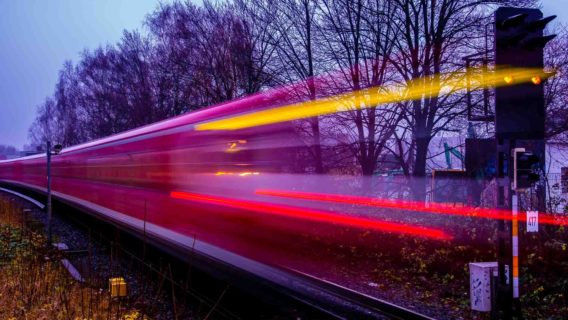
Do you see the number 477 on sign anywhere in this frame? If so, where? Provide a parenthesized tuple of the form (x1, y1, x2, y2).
(527, 211, 538, 233)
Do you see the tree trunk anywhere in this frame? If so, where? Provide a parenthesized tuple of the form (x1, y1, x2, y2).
(412, 135, 430, 200)
(413, 136, 429, 177)
(311, 116, 324, 174)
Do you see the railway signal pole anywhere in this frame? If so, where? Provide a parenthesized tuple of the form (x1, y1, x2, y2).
(46, 141, 62, 246)
(47, 141, 52, 245)
(493, 7, 555, 318)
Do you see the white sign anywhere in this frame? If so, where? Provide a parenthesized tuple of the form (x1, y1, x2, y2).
(527, 211, 539, 232)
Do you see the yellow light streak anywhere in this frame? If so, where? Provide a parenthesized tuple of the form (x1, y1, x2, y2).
(196, 68, 552, 131)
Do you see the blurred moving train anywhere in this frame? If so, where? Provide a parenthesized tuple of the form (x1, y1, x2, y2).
(1, 66, 558, 279)
(0, 86, 453, 310)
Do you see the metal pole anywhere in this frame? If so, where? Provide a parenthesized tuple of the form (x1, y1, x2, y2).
(512, 193, 520, 300)
(47, 141, 52, 245)
(496, 138, 512, 318)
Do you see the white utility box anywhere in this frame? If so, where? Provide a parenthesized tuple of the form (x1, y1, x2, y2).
(469, 261, 498, 312)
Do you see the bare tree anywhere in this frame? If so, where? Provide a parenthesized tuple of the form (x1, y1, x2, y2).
(545, 25, 568, 144)
(388, 0, 473, 178)
(148, 1, 272, 106)
(146, 1, 204, 116)
(317, 0, 402, 176)
(53, 61, 88, 146)
(28, 97, 57, 146)
(260, 0, 325, 172)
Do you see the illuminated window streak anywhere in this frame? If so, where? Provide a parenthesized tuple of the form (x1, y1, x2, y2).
(215, 171, 259, 176)
(170, 191, 452, 240)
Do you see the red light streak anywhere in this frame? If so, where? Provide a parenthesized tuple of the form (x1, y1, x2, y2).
(255, 189, 568, 227)
(170, 191, 452, 240)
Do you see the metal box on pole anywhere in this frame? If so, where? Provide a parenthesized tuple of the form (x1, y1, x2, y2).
(469, 261, 498, 312)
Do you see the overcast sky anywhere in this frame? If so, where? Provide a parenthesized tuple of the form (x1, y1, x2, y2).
(0, 0, 165, 149)
(0, 0, 565, 149)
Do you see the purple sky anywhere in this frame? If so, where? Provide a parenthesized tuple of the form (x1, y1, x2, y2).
(0, 0, 565, 149)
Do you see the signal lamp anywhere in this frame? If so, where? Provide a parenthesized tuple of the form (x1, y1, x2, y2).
(531, 76, 542, 85)
(53, 144, 63, 155)
(495, 7, 556, 140)
(513, 148, 541, 190)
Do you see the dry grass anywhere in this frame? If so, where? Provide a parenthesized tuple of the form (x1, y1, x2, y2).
(0, 196, 149, 320)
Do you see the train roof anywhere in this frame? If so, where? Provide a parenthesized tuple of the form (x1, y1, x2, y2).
(1, 86, 293, 164)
